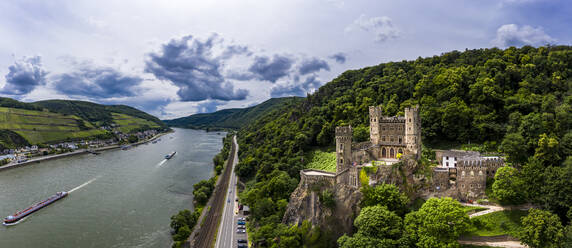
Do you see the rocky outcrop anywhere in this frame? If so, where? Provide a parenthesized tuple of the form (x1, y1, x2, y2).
(282, 174, 362, 238)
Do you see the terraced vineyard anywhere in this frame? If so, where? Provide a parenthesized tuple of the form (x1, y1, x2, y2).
(112, 113, 162, 133)
(0, 107, 106, 144)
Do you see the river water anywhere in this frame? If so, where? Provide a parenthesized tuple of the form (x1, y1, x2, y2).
(0, 128, 224, 248)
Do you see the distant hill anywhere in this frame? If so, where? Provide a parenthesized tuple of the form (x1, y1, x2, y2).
(0, 97, 166, 146)
(163, 97, 304, 130)
(32, 100, 166, 128)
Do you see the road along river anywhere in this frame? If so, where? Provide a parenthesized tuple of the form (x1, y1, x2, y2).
(0, 128, 225, 248)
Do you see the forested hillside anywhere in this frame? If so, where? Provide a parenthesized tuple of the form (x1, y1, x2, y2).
(233, 46, 572, 246)
(164, 97, 303, 130)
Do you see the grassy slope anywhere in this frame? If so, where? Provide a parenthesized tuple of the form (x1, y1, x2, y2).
(466, 210, 527, 237)
(112, 113, 161, 133)
(305, 148, 337, 172)
(0, 107, 106, 144)
(33, 99, 166, 128)
(0, 97, 166, 146)
(164, 97, 304, 130)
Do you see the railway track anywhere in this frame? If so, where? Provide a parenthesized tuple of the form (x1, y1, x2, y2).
(191, 136, 237, 248)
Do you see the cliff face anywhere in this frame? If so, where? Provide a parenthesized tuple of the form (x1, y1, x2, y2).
(282, 174, 362, 238)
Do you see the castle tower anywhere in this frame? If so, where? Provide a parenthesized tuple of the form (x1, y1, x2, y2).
(404, 105, 421, 159)
(335, 126, 353, 174)
(369, 106, 382, 145)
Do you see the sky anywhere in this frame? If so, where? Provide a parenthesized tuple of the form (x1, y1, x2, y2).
(0, 0, 570, 119)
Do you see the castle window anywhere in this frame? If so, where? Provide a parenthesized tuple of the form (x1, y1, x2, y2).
(340, 144, 344, 151)
(409, 127, 411, 131)
(398, 148, 403, 154)
(470, 171, 475, 177)
(446, 156, 449, 160)
(382, 136, 386, 142)
(462, 171, 465, 177)
(446, 162, 449, 167)
(479, 171, 483, 176)
(409, 118, 411, 122)
(398, 137, 402, 144)
(462, 184, 465, 188)
(455, 157, 457, 161)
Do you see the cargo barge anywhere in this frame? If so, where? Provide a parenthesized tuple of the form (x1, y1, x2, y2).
(3, 191, 68, 226)
(165, 151, 176, 159)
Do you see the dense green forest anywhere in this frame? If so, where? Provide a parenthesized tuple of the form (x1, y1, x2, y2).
(232, 46, 572, 247)
(164, 97, 303, 130)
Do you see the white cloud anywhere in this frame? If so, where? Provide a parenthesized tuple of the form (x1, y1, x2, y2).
(346, 15, 400, 42)
(492, 24, 556, 47)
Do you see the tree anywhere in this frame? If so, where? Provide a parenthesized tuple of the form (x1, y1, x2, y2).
(500, 133, 528, 164)
(520, 209, 565, 248)
(337, 206, 403, 248)
(354, 206, 403, 240)
(404, 197, 470, 248)
(492, 166, 525, 204)
(534, 133, 561, 166)
(540, 158, 572, 222)
(360, 184, 409, 216)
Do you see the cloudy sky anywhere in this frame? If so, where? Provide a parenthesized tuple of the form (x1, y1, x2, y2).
(0, 0, 570, 119)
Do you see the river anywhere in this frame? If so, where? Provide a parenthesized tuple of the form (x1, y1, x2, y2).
(0, 128, 225, 248)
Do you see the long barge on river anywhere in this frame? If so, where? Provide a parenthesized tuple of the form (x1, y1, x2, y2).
(3, 191, 68, 226)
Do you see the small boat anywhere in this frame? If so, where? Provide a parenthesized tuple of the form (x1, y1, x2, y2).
(165, 151, 176, 159)
(3, 192, 68, 226)
(121, 145, 131, 150)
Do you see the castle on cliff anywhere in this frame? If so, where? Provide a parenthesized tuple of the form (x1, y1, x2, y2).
(298, 104, 505, 201)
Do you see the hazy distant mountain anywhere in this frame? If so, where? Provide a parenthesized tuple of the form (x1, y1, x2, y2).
(163, 97, 304, 130)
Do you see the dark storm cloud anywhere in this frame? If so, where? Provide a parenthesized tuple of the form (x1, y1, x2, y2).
(298, 58, 330, 75)
(329, 53, 347, 64)
(247, 55, 294, 83)
(145, 35, 248, 101)
(1, 56, 48, 95)
(270, 75, 322, 98)
(53, 66, 142, 99)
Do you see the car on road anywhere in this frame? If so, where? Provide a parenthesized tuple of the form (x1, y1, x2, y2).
(237, 239, 247, 243)
(237, 225, 245, 229)
(237, 244, 247, 248)
(238, 217, 245, 221)
(238, 221, 246, 225)
(236, 229, 246, 234)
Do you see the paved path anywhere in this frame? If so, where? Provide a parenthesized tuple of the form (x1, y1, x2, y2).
(216, 136, 242, 248)
(462, 203, 505, 218)
(459, 240, 526, 248)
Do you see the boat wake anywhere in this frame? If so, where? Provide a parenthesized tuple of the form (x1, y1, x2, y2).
(69, 177, 99, 193)
(3, 216, 27, 226)
(156, 159, 167, 168)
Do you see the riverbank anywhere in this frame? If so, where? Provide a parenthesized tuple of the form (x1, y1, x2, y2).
(0, 131, 171, 172)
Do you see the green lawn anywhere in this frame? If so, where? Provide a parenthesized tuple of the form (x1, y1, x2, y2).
(466, 210, 527, 237)
(462, 205, 488, 214)
(305, 149, 336, 172)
